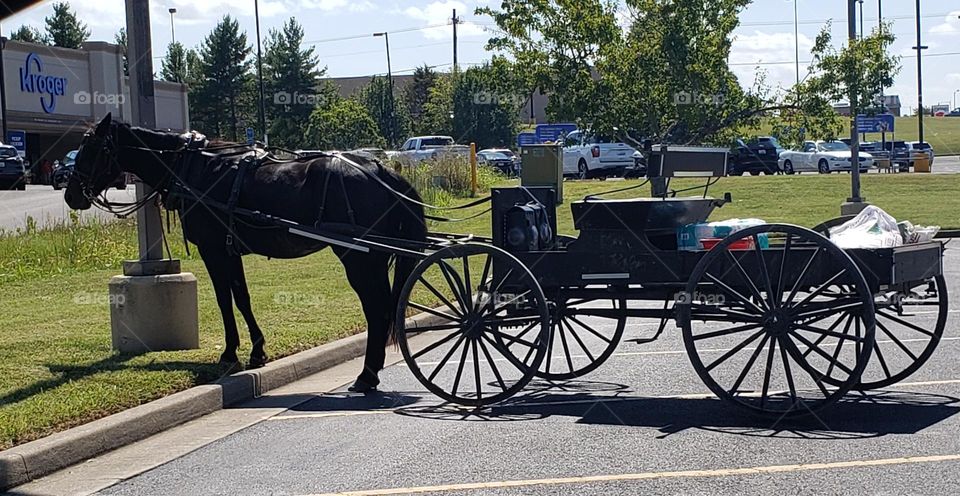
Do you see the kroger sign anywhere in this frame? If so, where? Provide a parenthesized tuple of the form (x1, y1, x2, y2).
(19, 53, 68, 114)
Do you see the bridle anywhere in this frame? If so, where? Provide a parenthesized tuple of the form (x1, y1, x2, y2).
(72, 126, 168, 218)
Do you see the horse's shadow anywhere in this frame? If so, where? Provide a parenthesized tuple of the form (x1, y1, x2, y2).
(0, 354, 221, 409)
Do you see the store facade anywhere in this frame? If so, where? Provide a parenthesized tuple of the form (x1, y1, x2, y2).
(1, 39, 189, 179)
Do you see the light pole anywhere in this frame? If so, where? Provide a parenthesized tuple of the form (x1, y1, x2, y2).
(913, 0, 927, 145)
(793, 0, 799, 86)
(953, 89, 959, 110)
(374, 32, 395, 147)
(842, 0, 865, 214)
(168, 7, 176, 44)
(859, 0, 864, 142)
(254, 0, 267, 144)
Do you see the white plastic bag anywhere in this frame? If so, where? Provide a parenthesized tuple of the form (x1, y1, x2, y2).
(830, 206, 903, 249)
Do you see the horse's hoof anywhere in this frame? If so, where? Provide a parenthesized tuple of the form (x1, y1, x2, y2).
(348, 379, 378, 393)
(219, 360, 243, 375)
(248, 355, 268, 369)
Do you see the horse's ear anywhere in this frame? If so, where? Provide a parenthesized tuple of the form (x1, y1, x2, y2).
(94, 113, 112, 137)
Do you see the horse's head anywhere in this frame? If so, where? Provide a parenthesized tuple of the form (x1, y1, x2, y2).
(65, 113, 125, 210)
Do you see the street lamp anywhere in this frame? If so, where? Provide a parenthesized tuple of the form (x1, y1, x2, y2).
(913, 0, 927, 145)
(842, 0, 864, 214)
(793, 0, 799, 86)
(374, 32, 395, 147)
(953, 89, 959, 110)
(254, 0, 267, 144)
(168, 7, 176, 44)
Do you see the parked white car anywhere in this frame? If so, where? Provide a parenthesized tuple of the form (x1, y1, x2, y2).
(561, 130, 635, 179)
(778, 140, 874, 174)
(396, 136, 470, 167)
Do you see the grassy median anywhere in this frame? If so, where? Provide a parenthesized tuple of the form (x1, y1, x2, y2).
(0, 172, 958, 449)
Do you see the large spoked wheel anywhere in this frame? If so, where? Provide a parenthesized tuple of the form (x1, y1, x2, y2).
(534, 296, 626, 380)
(679, 224, 876, 417)
(817, 276, 947, 390)
(396, 243, 549, 406)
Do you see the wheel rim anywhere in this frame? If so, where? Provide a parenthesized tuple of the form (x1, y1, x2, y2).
(534, 297, 626, 380)
(785, 161, 793, 174)
(679, 224, 875, 417)
(578, 162, 587, 179)
(819, 161, 829, 173)
(396, 244, 549, 406)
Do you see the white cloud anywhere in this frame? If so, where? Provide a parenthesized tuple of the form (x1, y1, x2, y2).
(403, 1, 486, 40)
(729, 30, 814, 90)
(929, 10, 960, 36)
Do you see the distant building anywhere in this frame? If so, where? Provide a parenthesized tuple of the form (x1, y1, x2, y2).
(833, 95, 902, 116)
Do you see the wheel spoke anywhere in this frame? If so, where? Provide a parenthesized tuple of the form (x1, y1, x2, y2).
(450, 339, 471, 397)
(705, 329, 766, 372)
(761, 338, 776, 408)
(408, 322, 465, 333)
(472, 340, 482, 401)
(490, 267, 515, 298)
(491, 328, 539, 349)
(409, 302, 461, 322)
(779, 337, 799, 405)
(800, 312, 846, 358)
(825, 314, 853, 378)
(689, 304, 763, 323)
(729, 333, 770, 396)
(752, 234, 777, 309)
(475, 254, 492, 312)
(563, 318, 596, 362)
(428, 333, 467, 382)
(877, 320, 919, 361)
(791, 269, 849, 310)
(795, 323, 867, 342)
(477, 338, 508, 391)
(418, 276, 463, 318)
(784, 247, 820, 306)
(462, 256, 473, 312)
(783, 337, 831, 398)
(566, 315, 615, 343)
(558, 319, 574, 373)
(484, 290, 533, 316)
(704, 272, 766, 314)
(775, 233, 793, 305)
(793, 300, 865, 321)
(790, 330, 855, 376)
(873, 337, 894, 380)
(438, 261, 470, 316)
(693, 322, 763, 342)
(481, 333, 528, 375)
(412, 330, 462, 360)
(725, 250, 769, 311)
(876, 310, 937, 338)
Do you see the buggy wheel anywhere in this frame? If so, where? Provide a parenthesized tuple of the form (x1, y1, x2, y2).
(534, 297, 626, 380)
(679, 224, 875, 417)
(817, 276, 947, 390)
(396, 243, 549, 406)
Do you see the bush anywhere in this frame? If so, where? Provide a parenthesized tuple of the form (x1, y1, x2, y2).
(398, 155, 504, 208)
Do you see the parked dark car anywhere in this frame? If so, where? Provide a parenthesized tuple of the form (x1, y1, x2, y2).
(727, 138, 780, 175)
(0, 144, 28, 190)
(54, 149, 127, 190)
(477, 149, 520, 176)
(880, 141, 912, 172)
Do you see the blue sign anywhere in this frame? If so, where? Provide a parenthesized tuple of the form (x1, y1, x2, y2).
(517, 132, 538, 148)
(19, 53, 68, 114)
(856, 114, 895, 133)
(6, 130, 26, 157)
(535, 123, 577, 143)
(245, 127, 255, 145)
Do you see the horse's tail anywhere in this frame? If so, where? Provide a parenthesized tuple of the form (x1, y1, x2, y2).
(388, 174, 427, 342)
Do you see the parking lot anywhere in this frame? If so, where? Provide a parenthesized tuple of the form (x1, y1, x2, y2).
(17, 247, 960, 496)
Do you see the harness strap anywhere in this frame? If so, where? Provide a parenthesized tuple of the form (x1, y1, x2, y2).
(336, 169, 357, 225)
(225, 156, 253, 255)
(315, 166, 334, 227)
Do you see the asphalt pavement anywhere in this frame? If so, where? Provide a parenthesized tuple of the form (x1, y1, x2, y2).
(0, 184, 136, 231)
(13, 248, 959, 496)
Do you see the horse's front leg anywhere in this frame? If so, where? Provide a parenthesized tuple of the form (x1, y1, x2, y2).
(338, 251, 392, 392)
(199, 246, 243, 371)
(229, 255, 268, 368)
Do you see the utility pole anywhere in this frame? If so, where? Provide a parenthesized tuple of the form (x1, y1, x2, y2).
(374, 32, 394, 146)
(452, 9, 459, 72)
(168, 8, 176, 44)
(842, 0, 865, 215)
(793, 0, 799, 86)
(859, 0, 865, 143)
(0, 24, 8, 143)
(913, 0, 926, 145)
(254, 0, 267, 144)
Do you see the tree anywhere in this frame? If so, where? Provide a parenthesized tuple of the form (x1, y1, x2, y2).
(404, 65, 438, 134)
(357, 75, 410, 148)
(115, 28, 127, 76)
(192, 15, 254, 141)
(262, 18, 326, 147)
(44, 2, 90, 49)
(9, 25, 48, 44)
(161, 42, 188, 83)
(306, 99, 386, 150)
(451, 62, 521, 149)
(420, 74, 455, 136)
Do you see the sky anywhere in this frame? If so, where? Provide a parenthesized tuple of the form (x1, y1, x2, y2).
(4, 0, 960, 114)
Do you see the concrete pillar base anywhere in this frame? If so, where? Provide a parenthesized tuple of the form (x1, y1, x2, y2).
(109, 272, 199, 353)
(841, 200, 871, 216)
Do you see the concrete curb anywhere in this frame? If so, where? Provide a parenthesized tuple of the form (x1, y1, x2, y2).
(0, 311, 441, 490)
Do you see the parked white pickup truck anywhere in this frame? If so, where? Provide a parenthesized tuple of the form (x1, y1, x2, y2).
(396, 136, 470, 166)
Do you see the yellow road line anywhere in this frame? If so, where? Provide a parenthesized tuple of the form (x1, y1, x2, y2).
(303, 454, 960, 496)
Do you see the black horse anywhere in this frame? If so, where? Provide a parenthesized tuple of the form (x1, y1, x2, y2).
(65, 113, 426, 391)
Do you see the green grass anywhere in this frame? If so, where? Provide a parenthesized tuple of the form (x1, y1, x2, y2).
(0, 172, 958, 449)
(749, 116, 960, 156)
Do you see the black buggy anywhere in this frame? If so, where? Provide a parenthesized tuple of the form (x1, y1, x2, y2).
(379, 146, 946, 418)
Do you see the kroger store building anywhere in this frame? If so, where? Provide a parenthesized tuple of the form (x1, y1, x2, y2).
(1, 39, 189, 167)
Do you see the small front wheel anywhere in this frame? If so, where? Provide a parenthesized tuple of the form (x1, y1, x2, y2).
(818, 160, 830, 174)
(396, 243, 549, 406)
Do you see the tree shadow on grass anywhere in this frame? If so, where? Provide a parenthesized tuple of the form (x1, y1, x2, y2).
(0, 354, 221, 409)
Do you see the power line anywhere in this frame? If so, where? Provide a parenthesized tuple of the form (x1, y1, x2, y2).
(301, 23, 450, 46)
(730, 50, 960, 67)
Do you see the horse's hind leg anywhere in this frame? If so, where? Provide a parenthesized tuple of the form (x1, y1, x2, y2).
(199, 246, 242, 371)
(338, 251, 392, 391)
(230, 256, 268, 368)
